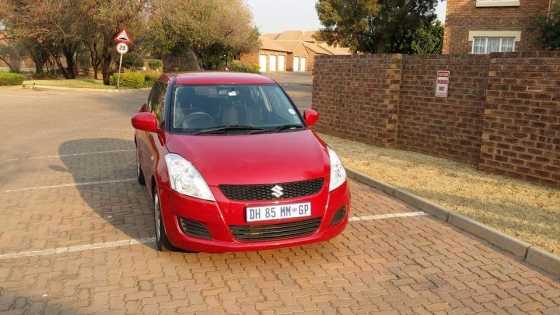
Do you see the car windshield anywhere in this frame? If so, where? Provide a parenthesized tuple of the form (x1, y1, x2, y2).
(171, 84, 304, 134)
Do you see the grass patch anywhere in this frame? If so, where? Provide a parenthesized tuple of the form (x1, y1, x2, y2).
(23, 78, 117, 89)
(321, 133, 560, 255)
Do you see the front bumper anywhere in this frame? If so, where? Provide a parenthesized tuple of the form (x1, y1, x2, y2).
(158, 181, 350, 253)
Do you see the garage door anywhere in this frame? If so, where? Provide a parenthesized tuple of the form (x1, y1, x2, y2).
(269, 55, 277, 72)
(293, 57, 300, 72)
(300, 58, 306, 72)
(278, 55, 286, 72)
(259, 55, 267, 72)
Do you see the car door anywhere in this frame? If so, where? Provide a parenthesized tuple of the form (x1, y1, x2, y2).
(137, 82, 161, 187)
(144, 81, 168, 192)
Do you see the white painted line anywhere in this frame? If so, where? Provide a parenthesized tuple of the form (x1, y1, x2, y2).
(349, 212, 426, 222)
(3, 178, 137, 193)
(1, 149, 135, 163)
(0, 238, 155, 261)
(0, 212, 428, 261)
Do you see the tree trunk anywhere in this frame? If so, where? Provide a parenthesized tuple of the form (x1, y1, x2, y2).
(0, 56, 16, 72)
(62, 46, 77, 79)
(89, 41, 100, 80)
(101, 53, 112, 85)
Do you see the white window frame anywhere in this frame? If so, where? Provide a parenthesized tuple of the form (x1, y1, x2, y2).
(476, 0, 520, 7)
(469, 31, 521, 54)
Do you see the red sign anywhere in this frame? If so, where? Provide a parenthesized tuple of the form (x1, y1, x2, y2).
(114, 30, 131, 44)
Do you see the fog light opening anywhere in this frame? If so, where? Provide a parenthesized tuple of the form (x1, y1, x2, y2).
(330, 207, 346, 226)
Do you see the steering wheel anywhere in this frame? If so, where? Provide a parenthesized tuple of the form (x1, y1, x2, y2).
(183, 112, 216, 129)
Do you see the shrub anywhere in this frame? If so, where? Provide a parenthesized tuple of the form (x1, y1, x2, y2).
(229, 60, 260, 73)
(121, 52, 145, 70)
(147, 59, 163, 70)
(0, 72, 25, 86)
(144, 71, 161, 88)
(110, 72, 145, 88)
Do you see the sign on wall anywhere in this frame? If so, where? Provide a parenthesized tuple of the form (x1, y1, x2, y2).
(435, 70, 450, 98)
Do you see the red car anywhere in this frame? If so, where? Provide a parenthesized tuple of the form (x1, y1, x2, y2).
(132, 72, 350, 252)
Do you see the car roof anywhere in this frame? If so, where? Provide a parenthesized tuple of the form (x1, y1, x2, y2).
(162, 72, 276, 86)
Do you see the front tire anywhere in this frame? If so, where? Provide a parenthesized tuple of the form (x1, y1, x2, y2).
(153, 188, 176, 251)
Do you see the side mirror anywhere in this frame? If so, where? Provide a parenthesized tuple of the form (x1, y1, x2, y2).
(132, 112, 159, 133)
(303, 109, 319, 127)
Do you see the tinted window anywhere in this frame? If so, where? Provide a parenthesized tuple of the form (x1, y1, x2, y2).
(172, 84, 303, 132)
(149, 82, 166, 124)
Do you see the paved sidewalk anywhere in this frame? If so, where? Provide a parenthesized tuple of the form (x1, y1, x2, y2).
(0, 88, 558, 314)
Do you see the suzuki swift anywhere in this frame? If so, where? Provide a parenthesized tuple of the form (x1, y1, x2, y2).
(132, 72, 350, 252)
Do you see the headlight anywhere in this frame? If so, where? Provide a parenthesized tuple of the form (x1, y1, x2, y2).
(328, 147, 346, 191)
(164, 154, 215, 201)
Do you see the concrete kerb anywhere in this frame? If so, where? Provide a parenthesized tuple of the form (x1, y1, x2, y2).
(21, 83, 150, 93)
(346, 168, 560, 279)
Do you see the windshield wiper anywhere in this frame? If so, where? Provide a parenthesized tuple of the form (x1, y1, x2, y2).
(271, 124, 305, 132)
(194, 125, 267, 135)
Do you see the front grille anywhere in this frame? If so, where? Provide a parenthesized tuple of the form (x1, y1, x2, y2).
(220, 178, 324, 201)
(179, 217, 212, 240)
(230, 217, 322, 242)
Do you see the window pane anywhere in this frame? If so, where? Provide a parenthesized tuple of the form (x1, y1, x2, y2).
(473, 37, 486, 54)
(501, 37, 515, 52)
(488, 37, 501, 53)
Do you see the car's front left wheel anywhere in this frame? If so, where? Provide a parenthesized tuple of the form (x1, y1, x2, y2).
(152, 187, 177, 252)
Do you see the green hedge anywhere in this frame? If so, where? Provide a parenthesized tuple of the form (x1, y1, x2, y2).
(144, 71, 161, 87)
(0, 72, 25, 86)
(110, 71, 161, 88)
(229, 60, 260, 73)
(110, 72, 146, 88)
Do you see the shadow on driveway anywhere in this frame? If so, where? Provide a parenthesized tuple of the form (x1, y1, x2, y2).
(57, 138, 155, 245)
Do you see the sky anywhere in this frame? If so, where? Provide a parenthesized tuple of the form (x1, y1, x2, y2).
(246, 0, 447, 34)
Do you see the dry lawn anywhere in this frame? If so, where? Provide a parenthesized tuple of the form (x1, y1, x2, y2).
(321, 133, 560, 255)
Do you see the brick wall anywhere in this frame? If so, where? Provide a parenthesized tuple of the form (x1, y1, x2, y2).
(313, 54, 402, 146)
(480, 51, 560, 185)
(399, 55, 489, 164)
(444, 0, 549, 54)
(313, 53, 560, 186)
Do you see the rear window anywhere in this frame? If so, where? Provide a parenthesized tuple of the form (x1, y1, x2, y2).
(171, 84, 303, 133)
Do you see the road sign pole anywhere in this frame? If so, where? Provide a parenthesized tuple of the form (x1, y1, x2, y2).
(117, 53, 123, 90)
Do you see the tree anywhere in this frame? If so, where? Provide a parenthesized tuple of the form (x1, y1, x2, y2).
(534, 2, 560, 49)
(411, 20, 444, 54)
(148, 0, 259, 70)
(81, 0, 147, 84)
(1, 0, 84, 78)
(316, 0, 379, 52)
(316, 0, 441, 54)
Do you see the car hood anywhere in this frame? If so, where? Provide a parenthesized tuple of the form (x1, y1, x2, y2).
(165, 130, 329, 186)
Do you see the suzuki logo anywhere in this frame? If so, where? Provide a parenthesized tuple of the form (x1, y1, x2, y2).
(271, 185, 284, 198)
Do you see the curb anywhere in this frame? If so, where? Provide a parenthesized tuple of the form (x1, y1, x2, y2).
(21, 84, 150, 93)
(346, 168, 560, 279)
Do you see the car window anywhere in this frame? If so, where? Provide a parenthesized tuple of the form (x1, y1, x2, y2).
(148, 82, 161, 113)
(154, 83, 167, 124)
(171, 84, 303, 132)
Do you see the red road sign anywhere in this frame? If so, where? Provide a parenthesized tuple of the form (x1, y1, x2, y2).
(114, 30, 131, 44)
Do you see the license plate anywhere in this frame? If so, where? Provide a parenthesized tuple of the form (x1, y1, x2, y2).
(246, 202, 311, 223)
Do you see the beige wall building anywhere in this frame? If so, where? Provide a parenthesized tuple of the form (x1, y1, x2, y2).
(240, 31, 351, 73)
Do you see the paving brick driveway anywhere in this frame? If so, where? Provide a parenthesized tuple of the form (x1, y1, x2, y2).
(0, 83, 558, 315)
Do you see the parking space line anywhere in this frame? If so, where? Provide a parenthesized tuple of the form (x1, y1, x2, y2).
(3, 178, 137, 193)
(0, 212, 427, 260)
(0, 238, 155, 261)
(1, 149, 135, 163)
